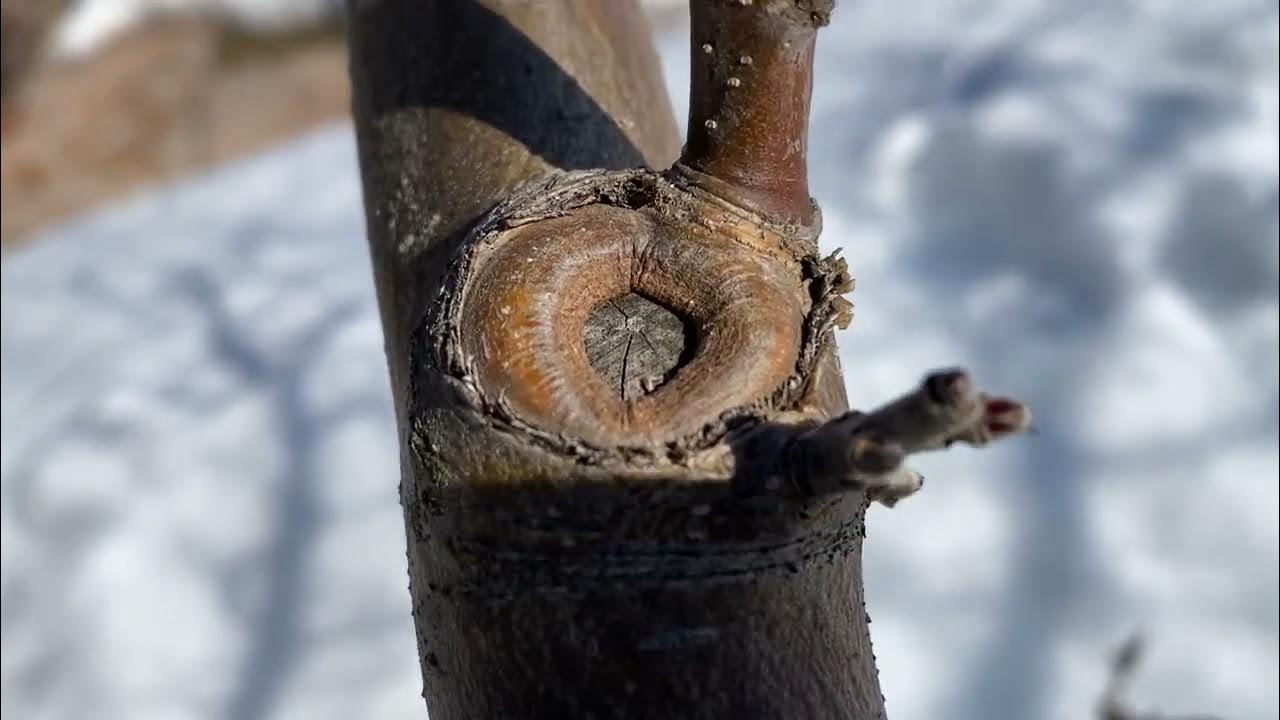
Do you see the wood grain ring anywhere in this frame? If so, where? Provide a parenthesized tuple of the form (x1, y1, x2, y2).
(459, 201, 806, 447)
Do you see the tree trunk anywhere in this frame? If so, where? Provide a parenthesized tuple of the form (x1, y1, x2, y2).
(347, 1, 889, 717)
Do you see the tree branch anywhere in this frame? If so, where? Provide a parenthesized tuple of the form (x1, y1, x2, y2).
(785, 368, 1032, 506)
(677, 0, 834, 223)
(1098, 634, 1227, 720)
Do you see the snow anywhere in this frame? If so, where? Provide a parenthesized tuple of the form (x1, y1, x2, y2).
(5, 2, 1278, 719)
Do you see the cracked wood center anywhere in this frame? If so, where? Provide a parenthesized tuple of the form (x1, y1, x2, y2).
(584, 292, 694, 401)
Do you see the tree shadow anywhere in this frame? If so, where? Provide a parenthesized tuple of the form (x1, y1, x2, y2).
(895, 122, 1120, 719)
(347, 0, 647, 171)
(174, 268, 368, 720)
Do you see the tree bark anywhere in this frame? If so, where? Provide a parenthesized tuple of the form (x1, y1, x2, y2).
(347, 1, 888, 718)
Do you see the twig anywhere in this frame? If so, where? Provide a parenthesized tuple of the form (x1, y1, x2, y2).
(1098, 633, 1226, 720)
(786, 368, 1032, 506)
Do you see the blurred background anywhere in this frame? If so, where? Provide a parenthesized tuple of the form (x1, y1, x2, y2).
(1, 1, 1276, 719)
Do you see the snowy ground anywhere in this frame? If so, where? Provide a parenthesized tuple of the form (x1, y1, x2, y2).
(4, 2, 1278, 719)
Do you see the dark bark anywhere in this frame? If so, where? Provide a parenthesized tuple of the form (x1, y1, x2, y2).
(347, 1, 887, 718)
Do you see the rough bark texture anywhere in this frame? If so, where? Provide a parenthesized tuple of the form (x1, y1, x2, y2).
(347, 1, 886, 718)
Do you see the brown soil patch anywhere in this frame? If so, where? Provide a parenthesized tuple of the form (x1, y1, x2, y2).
(0, 16, 351, 249)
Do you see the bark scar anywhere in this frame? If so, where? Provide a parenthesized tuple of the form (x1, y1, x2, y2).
(414, 169, 850, 465)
